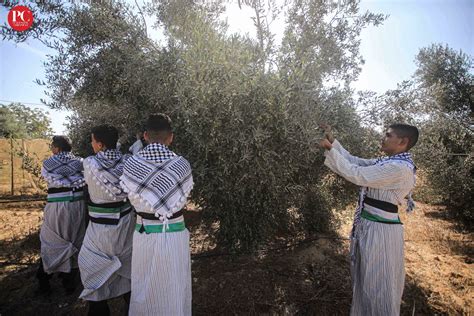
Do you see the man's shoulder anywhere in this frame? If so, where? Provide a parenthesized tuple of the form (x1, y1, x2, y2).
(382, 159, 415, 173)
(83, 155, 98, 167)
(123, 154, 138, 165)
(171, 156, 193, 174)
(177, 155, 191, 164)
(83, 155, 95, 163)
(123, 154, 149, 171)
(42, 155, 57, 167)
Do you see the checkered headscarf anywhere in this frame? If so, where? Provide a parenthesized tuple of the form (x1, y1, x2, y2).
(94, 149, 129, 179)
(375, 152, 416, 170)
(42, 152, 85, 188)
(120, 143, 193, 227)
(377, 152, 416, 213)
(88, 149, 130, 200)
(137, 143, 176, 163)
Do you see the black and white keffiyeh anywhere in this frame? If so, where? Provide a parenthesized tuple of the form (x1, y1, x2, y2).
(137, 143, 177, 163)
(120, 143, 193, 228)
(374, 152, 416, 171)
(87, 149, 130, 200)
(375, 152, 417, 212)
(42, 152, 85, 188)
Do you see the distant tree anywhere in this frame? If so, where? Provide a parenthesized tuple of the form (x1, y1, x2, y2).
(0, 105, 24, 137)
(0, 103, 53, 138)
(416, 44, 473, 122)
(414, 45, 473, 225)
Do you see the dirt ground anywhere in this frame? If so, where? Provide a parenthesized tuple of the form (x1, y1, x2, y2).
(0, 197, 472, 315)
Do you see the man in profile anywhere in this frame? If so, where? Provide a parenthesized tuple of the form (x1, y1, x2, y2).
(319, 123, 419, 315)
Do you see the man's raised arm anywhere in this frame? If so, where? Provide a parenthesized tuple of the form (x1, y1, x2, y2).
(319, 123, 376, 166)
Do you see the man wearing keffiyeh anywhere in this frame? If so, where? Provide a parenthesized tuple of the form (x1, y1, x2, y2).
(318, 123, 419, 316)
(37, 135, 86, 295)
(120, 113, 193, 316)
(78, 125, 135, 316)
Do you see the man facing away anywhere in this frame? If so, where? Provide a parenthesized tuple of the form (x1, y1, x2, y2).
(37, 135, 86, 294)
(319, 123, 419, 316)
(79, 124, 135, 315)
(120, 113, 194, 315)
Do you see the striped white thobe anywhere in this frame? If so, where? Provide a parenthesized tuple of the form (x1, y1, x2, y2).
(324, 140, 415, 316)
(128, 199, 191, 316)
(78, 157, 135, 301)
(40, 197, 86, 274)
(40, 163, 87, 274)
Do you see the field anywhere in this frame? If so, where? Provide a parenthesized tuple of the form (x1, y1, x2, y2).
(0, 197, 472, 315)
(0, 139, 50, 196)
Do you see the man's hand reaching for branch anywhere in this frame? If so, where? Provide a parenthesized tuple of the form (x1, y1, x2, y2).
(319, 123, 335, 143)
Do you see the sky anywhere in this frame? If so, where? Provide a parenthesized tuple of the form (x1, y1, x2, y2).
(0, 0, 473, 134)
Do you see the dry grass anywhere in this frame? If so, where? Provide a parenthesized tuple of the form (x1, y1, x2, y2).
(402, 206, 473, 315)
(0, 198, 472, 315)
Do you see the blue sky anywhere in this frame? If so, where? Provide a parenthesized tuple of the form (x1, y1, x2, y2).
(1, 0, 473, 134)
(355, 0, 473, 93)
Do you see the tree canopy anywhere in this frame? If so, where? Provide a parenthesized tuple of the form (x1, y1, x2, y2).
(2, 1, 472, 244)
(0, 103, 53, 139)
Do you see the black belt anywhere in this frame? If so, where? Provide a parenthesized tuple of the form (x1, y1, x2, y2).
(48, 187, 84, 194)
(89, 207, 133, 225)
(136, 210, 183, 221)
(88, 200, 129, 208)
(364, 197, 398, 213)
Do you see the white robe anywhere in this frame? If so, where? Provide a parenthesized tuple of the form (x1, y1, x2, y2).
(127, 192, 191, 316)
(40, 198, 86, 274)
(78, 157, 135, 301)
(324, 140, 415, 316)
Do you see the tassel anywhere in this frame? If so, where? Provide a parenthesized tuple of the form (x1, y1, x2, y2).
(162, 218, 169, 233)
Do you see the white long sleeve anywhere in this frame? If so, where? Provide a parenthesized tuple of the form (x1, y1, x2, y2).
(332, 139, 377, 167)
(324, 147, 415, 206)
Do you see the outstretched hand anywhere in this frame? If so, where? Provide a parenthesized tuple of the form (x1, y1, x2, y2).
(319, 123, 335, 143)
(319, 138, 333, 151)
